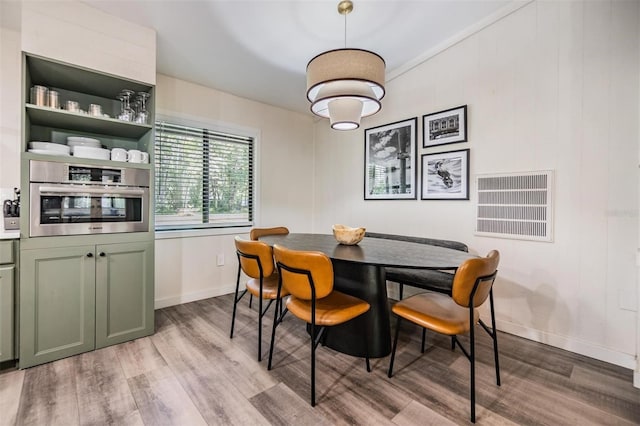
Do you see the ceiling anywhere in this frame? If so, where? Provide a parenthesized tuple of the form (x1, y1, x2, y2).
(9, 1, 520, 115)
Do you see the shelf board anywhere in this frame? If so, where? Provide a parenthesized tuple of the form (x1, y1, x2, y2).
(27, 104, 152, 139)
(23, 152, 153, 170)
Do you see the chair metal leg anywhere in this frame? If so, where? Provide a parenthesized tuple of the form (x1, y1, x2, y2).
(421, 328, 426, 353)
(310, 319, 316, 406)
(268, 296, 283, 370)
(258, 292, 263, 361)
(451, 336, 456, 351)
(364, 332, 371, 372)
(230, 266, 243, 338)
(387, 317, 402, 378)
(398, 283, 404, 300)
(249, 294, 253, 309)
(469, 309, 476, 423)
(489, 290, 501, 386)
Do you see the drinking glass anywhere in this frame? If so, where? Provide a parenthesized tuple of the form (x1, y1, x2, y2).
(135, 92, 150, 124)
(117, 89, 135, 121)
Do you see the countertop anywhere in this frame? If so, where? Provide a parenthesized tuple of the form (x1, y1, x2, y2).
(0, 231, 20, 240)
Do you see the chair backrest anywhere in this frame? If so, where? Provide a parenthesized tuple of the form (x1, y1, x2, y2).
(235, 236, 276, 279)
(364, 232, 468, 252)
(250, 226, 290, 241)
(451, 250, 500, 308)
(273, 244, 333, 300)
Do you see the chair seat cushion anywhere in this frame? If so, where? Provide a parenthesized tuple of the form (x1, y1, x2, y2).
(246, 273, 288, 299)
(286, 290, 370, 326)
(392, 292, 479, 336)
(385, 268, 455, 295)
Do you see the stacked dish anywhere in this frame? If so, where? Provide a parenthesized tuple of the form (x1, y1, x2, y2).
(28, 141, 71, 156)
(66, 136, 110, 160)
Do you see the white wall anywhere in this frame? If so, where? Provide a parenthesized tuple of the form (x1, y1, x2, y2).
(313, 0, 640, 371)
(153, 74, 315, 308)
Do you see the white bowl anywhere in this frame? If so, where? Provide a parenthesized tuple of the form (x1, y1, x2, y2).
(71, 145, 111, 160)
(28, 148, 70, 156)
(332, 224, 366, 245)
(67, 136, 101, 148)
(29, 141, 71, 155)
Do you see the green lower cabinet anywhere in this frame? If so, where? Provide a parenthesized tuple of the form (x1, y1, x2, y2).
(95, 241, 154, 348)
(0, 264, 15, 362)
(20, 241, 154, 368)
(19, 246, 96, 368)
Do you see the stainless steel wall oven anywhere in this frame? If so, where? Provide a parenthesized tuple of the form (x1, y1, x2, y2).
(29, 160, 150, 237)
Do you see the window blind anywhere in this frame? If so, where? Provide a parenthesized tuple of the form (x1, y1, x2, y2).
(155, 121, 254, 230)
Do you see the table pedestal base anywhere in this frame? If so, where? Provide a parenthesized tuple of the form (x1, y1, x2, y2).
(322, 261, 391, 358)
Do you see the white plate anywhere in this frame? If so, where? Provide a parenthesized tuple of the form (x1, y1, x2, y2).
(28, 149, 70, 156)
(71, 146, 110, 160)
(67, 136, 101, 147)
(29, 141, 71, 154)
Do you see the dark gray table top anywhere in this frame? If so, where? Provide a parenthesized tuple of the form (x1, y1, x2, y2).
(260, 233, 476, 270)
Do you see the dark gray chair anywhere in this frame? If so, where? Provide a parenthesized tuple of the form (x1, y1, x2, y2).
(364, 232, 468, 299)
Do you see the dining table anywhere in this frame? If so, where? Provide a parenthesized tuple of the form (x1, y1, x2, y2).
(259, 233, 476, 358)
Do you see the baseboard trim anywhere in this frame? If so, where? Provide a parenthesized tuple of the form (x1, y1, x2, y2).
(634, 370, 640, 389)
(497, 320, 636, 370)
(155, 284, 236, 309)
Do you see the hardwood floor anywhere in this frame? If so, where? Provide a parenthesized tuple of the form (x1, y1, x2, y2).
(2, 293, 639, 425)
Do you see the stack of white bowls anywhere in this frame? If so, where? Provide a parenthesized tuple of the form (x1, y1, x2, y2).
(67, 136, 110, 160)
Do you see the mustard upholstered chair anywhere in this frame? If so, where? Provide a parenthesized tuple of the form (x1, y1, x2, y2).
(268, 244, 371, 406)
(230, 236, 288, 361)
(246, 226, 289, 309)
(249, 226, 289, 241)
(387, 250, 501, 423)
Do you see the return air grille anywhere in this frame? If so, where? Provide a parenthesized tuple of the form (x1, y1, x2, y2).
(475, 171, 554, 242)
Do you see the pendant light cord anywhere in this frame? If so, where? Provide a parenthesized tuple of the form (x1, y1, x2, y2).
(343, 12, 347, 48)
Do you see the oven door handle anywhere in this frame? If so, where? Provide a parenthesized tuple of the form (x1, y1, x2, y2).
(38, 186, 146, 196)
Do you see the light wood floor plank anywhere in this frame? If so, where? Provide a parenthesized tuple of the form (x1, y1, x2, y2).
(248, 382, 333, 426)
(113, 336, 167, 379)
(74, 347, 143, 426)
(126, 365, 207, 426)
(15, 358, 80, 426)
(0, 368, 25, 426)
(150, 325, 271, 425)
(391, 400, 459, 426)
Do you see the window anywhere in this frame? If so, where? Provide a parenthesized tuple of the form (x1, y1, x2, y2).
(154, 120, 254, 230)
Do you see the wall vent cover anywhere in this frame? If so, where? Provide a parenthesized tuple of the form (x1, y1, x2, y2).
(475, 170, 554, 242)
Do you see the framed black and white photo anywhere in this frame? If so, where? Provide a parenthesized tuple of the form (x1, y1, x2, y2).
(421, 149, 469, 200)
(423, 105, 467, 147)
(364, 118, 417, 200)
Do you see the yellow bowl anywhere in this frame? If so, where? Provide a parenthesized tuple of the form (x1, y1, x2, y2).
(332, 224, 366, 245)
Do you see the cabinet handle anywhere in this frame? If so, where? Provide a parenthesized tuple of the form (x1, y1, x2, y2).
(99, 252, 106, 257)
(87, 253, 93, 258)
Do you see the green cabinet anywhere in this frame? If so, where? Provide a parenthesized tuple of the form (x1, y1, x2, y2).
(0, 240, 17, 362)
(95, 241, 154, 348)
(19, 241, 154, 368)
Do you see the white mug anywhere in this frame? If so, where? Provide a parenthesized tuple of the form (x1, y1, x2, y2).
(128, 149, 143, 163)
(111, 148, 127, 162)
(141, 152, 149, 164)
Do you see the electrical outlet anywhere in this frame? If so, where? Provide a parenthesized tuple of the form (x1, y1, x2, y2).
(216, 253, 225, 266)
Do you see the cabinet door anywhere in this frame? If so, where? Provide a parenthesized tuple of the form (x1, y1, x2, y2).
(19, 246, 96, 368)
(0, 265, 15, 362)
(95, 241, 154, 348)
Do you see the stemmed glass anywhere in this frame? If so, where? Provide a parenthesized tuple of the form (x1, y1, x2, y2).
(135, 92, 150, 124)
(117, 89, 135, 122)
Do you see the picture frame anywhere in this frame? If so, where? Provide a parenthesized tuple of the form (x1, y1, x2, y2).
(421, 149, 470, 200)
(364, 118, 417, 200)
(422, 105, 467, 147)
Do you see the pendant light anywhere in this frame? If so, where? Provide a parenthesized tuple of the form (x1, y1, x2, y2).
(306, 0, 386, 130)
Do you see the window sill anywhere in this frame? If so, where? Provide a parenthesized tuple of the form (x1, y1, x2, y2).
(154, 226, 251, 240)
